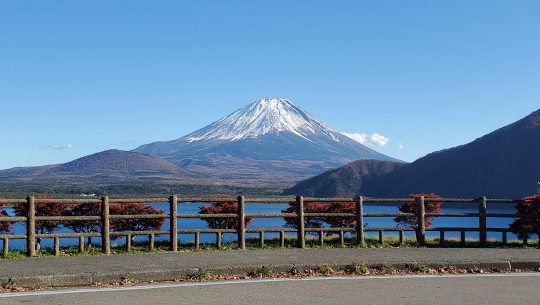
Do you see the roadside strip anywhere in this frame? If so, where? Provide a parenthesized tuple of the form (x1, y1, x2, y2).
(2, 272, 540, 299)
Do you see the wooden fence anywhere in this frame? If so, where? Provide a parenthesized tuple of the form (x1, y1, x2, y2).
(0, 196, 537, 257)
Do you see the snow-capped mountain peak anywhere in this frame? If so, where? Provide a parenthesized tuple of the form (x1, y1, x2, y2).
(186, 98, 341, 142)
(133, 97, 399, 185)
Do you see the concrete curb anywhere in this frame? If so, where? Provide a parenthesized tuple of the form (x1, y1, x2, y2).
(2, 260, 539, 288)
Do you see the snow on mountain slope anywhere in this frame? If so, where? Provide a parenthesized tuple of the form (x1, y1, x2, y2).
(134, 98, 399, 186)
(186, 98, 340, 142)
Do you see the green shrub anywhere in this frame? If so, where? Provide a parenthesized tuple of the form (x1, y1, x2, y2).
(187, 269, 212, 281)
(289, 265, 302, 275)
(257, 266, 275, 277)
(407, 262, 430, 274)
(347, 262, 368, 274)
(318, 263, 335, 275)
(376, 262, 394, 273)
(4, 278, 16, 289)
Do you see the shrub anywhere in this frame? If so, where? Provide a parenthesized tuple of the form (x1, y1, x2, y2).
(347, 262, 368, 274)
(14, 199, 67, 250)
(282, 201, 331, 231)
(187, 269, 211, 281)
(318, 263, 335, 275)
(110, 203, 166, 242)
(407, 262, 430, 274)
(199, 195, 253, 229)
(63, 203, 101, 247)
(325, 200, 356, 229)
(395, 193, 442, 229)
(375, 262, 394, 273)
(289, 265, 302, 275)
(282, 196, 355, 232)
(257, 265, 275, 277)
(509, 195, 540, 245)
(0, 206, 12, 234)
(4, 278, 16, 289)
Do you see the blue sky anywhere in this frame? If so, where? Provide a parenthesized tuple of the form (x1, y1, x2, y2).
(0, 1, 539, 169)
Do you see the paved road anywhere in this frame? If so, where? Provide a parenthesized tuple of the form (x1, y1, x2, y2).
(2, 273, 539, 305)
(2, 248, 540, 287)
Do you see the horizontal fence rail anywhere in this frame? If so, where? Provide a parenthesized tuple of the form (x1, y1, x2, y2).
(0, 195, 538, 257)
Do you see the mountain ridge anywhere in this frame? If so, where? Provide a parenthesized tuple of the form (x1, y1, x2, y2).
(134, 98, 398, 185)
(0, 98, 397, 189)
(287, 108, 540, 198)
(0, 150, 181, 177)
(362, 108, 540, 198)
(283, 159, 406, 197)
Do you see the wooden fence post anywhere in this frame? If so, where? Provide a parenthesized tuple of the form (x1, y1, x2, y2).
(479, 196, 487, 247)
(26, 196, 35, 257)
(355, 196, 365, 246)
(216, 231, 222, 249)
(54, 237, 60, 256)
(237, 196, 246, 250)
(194, 232, 200, 250)
(259, 231, 265, 247)
(149, 234, 155, 251)
(2, 237, 8, 257)
(169, 195, 178, 252)
(101, 196, 110, 255)
(416, 196, 425, 245)
(125, 234, 132, 252)
(78, 236, 85, 253)
(296, 196, 305, 248)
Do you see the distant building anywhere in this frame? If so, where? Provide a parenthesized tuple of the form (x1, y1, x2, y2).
(78, 193, 96, 197)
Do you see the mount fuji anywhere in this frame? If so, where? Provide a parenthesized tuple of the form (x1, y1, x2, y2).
(134, 98, 400, 186)
(0, 98, 400, 192)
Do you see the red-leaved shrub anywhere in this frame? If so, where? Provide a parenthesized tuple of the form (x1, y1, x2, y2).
(110, 203, 166, 234)
(199, 195, 253, 229)
(394, 193, 442, 229)
(282, 201, 331, 231)
(63, 203, 102, 246)
(0, 206, 12, 234)
(14, 199, 68, 250)
(325, 200, 356, 229)
(509, 195, 540, 245)
(282, 197, 356, 232)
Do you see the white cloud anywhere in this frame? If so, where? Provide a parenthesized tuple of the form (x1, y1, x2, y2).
(342, 132, 390, 147)
(47, 144, 73, 150)
(399, 143, 404, 150)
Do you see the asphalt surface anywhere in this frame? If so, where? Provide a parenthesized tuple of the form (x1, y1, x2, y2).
(1, 248, 539, 287)
(2, 273, 539, 305)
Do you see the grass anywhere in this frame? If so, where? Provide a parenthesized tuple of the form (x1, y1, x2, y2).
(289, 265, 302, 275)
(406, 262, 430, 274)
(347, 262, 368, 274)
(318, 263, 335, 275)
(187, 269, 212, 281)
(1, 235, 538, 260)
(4, 278, 16, 290)
(256, 266, 275, 277)
(375, 262, 394, 273)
